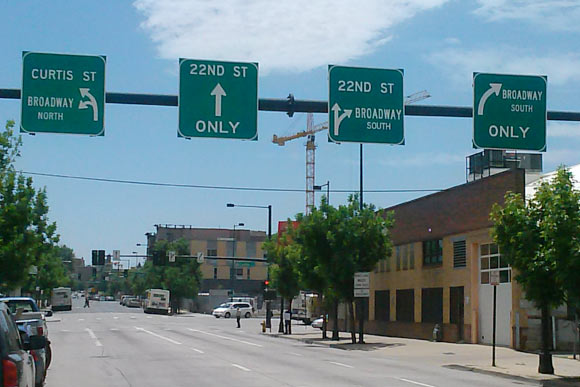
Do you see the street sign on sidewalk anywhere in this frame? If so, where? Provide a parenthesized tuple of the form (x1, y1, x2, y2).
(168, 250, 176, 263)
(354, 289, 370, 298)
(178, 59, 258, 140)
(354, 272, 370, 289)
(328, 65, 404, 144)
(21, 51, 106, 136)
(490, 270, 500, 286)
(473, 72, 547, 151)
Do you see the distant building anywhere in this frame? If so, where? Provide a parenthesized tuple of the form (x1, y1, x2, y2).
(147, 225, 268, 296)
(364, 164, 578, 351)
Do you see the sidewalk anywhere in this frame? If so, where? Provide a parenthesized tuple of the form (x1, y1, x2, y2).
(262, 327, 580, 385)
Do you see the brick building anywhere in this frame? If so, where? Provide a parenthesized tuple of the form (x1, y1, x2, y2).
(147, 225, 268, 296)
(361, 167, 578, 351)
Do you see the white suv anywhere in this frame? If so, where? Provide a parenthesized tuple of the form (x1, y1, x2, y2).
(212, 302, 254, 318)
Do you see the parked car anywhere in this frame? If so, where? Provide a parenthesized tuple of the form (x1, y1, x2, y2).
(0, 297, 52, 385)
(126, 298, 142, 308)
(105, 296, 115, 301)
(0, 302, 46, 387)
(120, 295, 133, 306)
(311, 317, 324, 330)
(212, 302, 254, 318)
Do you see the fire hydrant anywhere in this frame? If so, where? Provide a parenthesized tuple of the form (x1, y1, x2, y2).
(261, 320, 266, 333)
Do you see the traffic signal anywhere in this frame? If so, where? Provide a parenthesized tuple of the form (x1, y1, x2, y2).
(92, 267, 97, 277)
(98, 250, 105, 265)
(123, 269, 128, 278)
(92, 250, 98, 266)
(152, 251, 165, 266)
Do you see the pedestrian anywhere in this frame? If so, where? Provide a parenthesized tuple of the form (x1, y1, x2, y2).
(284, 310, 291, 334)
(236, 307, 241, 328)
(84, 296, 90, 308)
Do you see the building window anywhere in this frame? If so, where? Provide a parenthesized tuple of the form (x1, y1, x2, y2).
(246, 242, 257, 258)
(402, 245, 408, 270)
(213, 267, 217, 279)
(396, 289, 414, 322)
(247, 268, 251, 280)
(396, 246, 401, 271)
(409, 243, 414, 270)
(421, 288, 443, 323)
(374, 290, 390, 321)
(423, 239, 443, 266)
(453, 240, 467, 268)
(480, 243, 511, 284)
(207, 249, 218, 257)
(235, 268, 244, 280)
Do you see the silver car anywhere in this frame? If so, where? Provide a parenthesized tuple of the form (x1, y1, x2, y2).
(212, 302, 254, 318)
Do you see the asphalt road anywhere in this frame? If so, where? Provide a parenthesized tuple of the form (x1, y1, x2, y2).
(44, 299, 535, 387)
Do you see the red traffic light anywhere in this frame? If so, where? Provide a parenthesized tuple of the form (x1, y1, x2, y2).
(264, 280, 269, 286)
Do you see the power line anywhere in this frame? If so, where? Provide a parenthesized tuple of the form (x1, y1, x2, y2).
(20, 171, 443, 194)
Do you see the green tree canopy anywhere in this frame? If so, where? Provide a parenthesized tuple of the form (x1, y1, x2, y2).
(0, 120, 59, 291)
(491, 166, 580, 374)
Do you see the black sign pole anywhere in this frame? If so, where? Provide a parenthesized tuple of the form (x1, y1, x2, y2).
(492, 284, 497, 367)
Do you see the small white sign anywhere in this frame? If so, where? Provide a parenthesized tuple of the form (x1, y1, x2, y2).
(354, 272, 370, 289)
(490, 270, 500, 286)
(354, 288, 370, 298)
(113, 250, 120, 261)
(168, 250, 176, 263)
(197, 252, 205, 264)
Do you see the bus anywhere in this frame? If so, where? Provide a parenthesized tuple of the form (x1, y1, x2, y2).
(143, 289, 170, 315)
(51, 287, 72, 311)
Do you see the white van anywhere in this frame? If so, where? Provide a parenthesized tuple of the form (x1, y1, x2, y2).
(143, 289, 170, 315)
(51, 287, 72, 311)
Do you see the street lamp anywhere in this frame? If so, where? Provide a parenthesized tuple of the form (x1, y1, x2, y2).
(226, 203, 272, 240)
(227, 202, 278, 332)
(232, 222, 244, 280)
(314, 180, 330, 204)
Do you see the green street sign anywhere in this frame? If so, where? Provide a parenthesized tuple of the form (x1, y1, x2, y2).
(21, 52, 106, 136)
(473, 73, 547, 151)
(179, 59, 258, 140)
(328, 65, 404, 144)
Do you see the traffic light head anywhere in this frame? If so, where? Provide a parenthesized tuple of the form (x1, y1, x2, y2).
(264, 280, 269, 286)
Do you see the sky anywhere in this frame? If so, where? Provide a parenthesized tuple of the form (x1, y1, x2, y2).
(1, 0, 580, 267)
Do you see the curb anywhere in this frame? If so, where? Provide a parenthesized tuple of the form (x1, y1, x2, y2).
(445, 364, 580, 386)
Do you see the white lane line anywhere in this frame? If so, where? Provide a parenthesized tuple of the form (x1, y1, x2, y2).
(396, 378, 436, 387)
(288, 352, 301, 356)
(113, 316, 119, 320)
(130, 316, 136, 320)
(232, 364, 251, 372)
(190, 348, 204, 354)
(328, 361, 353, 369)
(96, 317, 102, 321)
(60, 329, 70, 333)
(134, 327, 182, 345)
(85, 328, 103, 347)
(146, 316, 153, 319)
(187, 328, 263, 348)
(78, 318, 85, 321)
(110, 328, 119, 331)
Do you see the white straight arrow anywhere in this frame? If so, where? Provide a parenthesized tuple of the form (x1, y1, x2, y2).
(477, 83, 502, 116)
(211, 83, 226, 117)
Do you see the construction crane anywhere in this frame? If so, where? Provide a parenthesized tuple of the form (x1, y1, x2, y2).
(273, 90, 431, 214)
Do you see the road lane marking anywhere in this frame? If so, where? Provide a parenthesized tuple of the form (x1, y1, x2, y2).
(110, 328, 119, 331)
(113, 316, 119, 320)
(190, 348, 204, 354)
(85, 328, 103, 347)
(397, 378, 436, 387)
(134, 327, 182, 345)
(232, 364, 251, 372)
(328, 361, 353, 369)
(187, 328, 263, 348)
(146, 316, 153, 319)
(288, 352, 301, 356)
(96, 317, 102, 321)
(60, 329, 70, 333)
(78, 318, 84, 321)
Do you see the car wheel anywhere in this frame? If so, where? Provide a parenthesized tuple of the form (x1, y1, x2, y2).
(225, 312, 231, 318)
(45, 342, 52, 369)
(214, 315, 219, 318)
(244, 312, 251, 318)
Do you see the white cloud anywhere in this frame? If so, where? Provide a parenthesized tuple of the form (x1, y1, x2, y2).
(133, 0, 449, 74)
(474, 0, 580, 31)
(548, 122, 580, 138)
(427, 47, 580, 87)
(543, 148, 580, 166)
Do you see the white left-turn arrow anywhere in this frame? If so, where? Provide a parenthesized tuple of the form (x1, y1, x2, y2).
(78, 88, 99, 122)
(211, 83, 226, 117)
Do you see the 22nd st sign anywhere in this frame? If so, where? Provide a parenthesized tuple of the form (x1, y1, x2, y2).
(473, 73, 547, 151)
(179, 59, 258, 140)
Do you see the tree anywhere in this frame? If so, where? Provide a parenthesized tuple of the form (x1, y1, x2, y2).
(263, 230, 301, 334)
(0, 120, 59, 292)
(491, 166, 580, 374)
(148, 239, 202, 314)
(295, 195, 394, 343)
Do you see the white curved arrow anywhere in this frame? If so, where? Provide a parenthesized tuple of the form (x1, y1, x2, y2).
(78, 88, 99, 122)
(210, 83, 226, 117)
(477, 83, 502, 116)
(331, 103, 352, 137)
